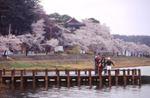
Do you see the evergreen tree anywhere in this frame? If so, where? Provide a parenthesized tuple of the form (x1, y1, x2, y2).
(0, 0, 42, 35)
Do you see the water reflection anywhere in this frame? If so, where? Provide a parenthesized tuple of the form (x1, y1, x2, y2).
(0, 83, 150, 98)
(27, 85, 150, 98)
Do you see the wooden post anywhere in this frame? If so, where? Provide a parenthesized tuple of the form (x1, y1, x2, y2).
(84, 70, 88, 82)
(135, 69, 137, 76)
(45, 69, 48, 90)
(35, 69, 38, 75)
(56, 69, 60, 87)
(11, 69, 15, 82)
(11, 69, 15, 89)
(75, 69, 78, 75)
(127, 69, 130, 76)
(3, 69, 5, 75)
(66, 70, 70, 88)
(118, 69, 120, 75)
(78, 70, 81, 87)
(32, 70, 35, 89)
(20, 70, 24, 89)
(99, 69, 102, 88)
(89, 69, 92, 88)
(108, 70, 111, 87)
(132, 69, 135, 85)
(123, 69, 127, 86)
(127, 69, 130, 84)
(138, 69, 141, 86)
(135, 69, 137, 85)
(85, 70, 87, 75)
(23, 69, 26, 75)
(65, 69, 67, 75)
(115, 69, 119, 86)
(0, 70, 2, 84)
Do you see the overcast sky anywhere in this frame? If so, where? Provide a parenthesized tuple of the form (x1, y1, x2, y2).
(40, 0, 150, 35)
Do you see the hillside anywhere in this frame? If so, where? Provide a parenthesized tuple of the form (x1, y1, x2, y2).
(113, 34, 150, 47)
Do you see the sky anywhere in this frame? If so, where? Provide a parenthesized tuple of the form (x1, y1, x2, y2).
(40, 0, 150, 35)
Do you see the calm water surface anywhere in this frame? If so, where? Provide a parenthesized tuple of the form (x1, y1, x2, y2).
(1, 85, 150, 98)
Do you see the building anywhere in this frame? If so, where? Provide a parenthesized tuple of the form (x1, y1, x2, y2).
(64, 18, 85, 31)
(54, 46, 64, 53)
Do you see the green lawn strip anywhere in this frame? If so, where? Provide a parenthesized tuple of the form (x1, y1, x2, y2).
(0, 57, 149, 69)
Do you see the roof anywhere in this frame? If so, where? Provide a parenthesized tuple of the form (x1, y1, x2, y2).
(66, 18, 81, 24)
(55, 24, 71, 33)
(65, 18, 85, 27)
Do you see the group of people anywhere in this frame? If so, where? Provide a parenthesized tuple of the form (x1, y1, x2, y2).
(95, 53, 115, 75)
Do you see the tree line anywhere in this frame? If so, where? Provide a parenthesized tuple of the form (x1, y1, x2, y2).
(113, 34, 150, 47)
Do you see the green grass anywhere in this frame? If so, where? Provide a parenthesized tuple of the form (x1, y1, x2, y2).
(0, 56, 150, 69)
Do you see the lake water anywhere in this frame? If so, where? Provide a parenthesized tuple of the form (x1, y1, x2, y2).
(0, 66, 150, 98)
(1, 85, 150, 98)
(27, 85, 150, 98)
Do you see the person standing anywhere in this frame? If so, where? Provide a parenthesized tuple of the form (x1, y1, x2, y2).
(3, 50, 8, 59)
(94, 53, 102, 74)
(101, 56, 106, 68)
(104, 57, 115, 75)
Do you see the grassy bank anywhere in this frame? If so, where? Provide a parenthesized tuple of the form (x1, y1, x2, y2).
(0, 56, 150, 70)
